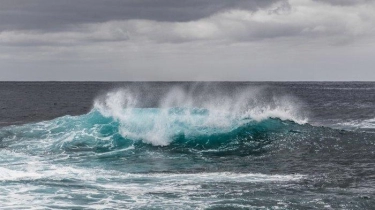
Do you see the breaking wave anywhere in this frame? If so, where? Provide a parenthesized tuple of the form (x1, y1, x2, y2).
(0, 86, 309, 155)
(93, 87, 307, 146)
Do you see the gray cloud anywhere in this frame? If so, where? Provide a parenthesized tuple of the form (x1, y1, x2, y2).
(0, 0, 281, 32)
(2, 0, 373, 47)
(313, 0, 372, 6)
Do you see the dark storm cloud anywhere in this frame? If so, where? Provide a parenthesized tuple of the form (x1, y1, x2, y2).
(0, 0, 281, 32)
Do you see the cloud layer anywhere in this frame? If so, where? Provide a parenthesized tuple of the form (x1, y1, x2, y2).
(0, 0, 280, 31)
(0, 0, 374, 80)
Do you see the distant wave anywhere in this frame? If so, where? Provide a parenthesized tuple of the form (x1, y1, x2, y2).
(335, 118, 375, 131)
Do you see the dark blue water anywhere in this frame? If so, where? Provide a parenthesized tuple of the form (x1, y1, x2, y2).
(0, 82, 374, 209)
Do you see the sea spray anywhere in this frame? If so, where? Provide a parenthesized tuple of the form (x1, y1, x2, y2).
(93, 85, 308, 145)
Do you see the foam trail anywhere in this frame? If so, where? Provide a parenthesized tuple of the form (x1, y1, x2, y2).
(0, 165, 304, 183)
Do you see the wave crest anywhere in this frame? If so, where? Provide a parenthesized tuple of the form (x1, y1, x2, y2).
(93, 86, 307, 146)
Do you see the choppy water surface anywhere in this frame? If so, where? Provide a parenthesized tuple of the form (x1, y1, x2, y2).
(0, 82, 374, 209)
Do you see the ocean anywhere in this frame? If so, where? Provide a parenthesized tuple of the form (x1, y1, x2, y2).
(0, 82, 374, 209)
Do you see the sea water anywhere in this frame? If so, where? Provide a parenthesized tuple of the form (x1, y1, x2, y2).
(0, 82, 374, 209)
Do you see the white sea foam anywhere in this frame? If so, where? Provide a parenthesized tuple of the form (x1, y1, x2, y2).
(113, 172, 305, 183)
(0, 167, 42, 181)
(0, 162, 305, 209)
(0, 162, 304, 183)
(0, 163, 304, 208)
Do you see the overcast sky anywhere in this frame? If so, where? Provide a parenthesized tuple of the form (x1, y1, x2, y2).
(0, 0, 374, 81)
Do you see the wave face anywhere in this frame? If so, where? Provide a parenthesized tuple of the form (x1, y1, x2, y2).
(0, 86, 307, 153)
(0, 109, 300, 158)
(0, 86, 305, 161)
(1, 84, 375, 209)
